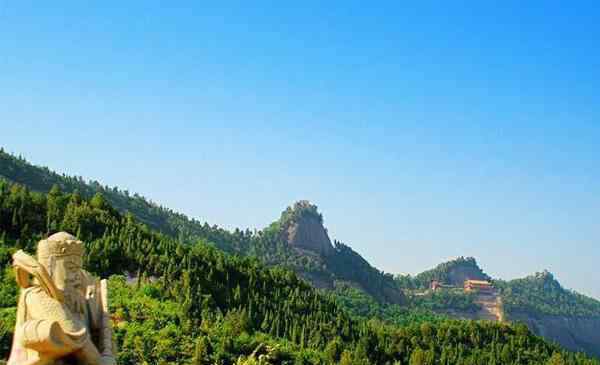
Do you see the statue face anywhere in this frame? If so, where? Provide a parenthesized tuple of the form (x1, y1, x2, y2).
(51, 254, 87, 316)
(51, 255, 83, 292)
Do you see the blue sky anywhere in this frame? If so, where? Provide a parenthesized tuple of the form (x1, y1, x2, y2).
(1, 2, 599, 298)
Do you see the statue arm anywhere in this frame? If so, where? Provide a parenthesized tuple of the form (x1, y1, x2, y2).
(19, 319, 115, 365)
(13, 289, 89, 360)
(20, 319, 88, 356)
(17, 289, 116, 365)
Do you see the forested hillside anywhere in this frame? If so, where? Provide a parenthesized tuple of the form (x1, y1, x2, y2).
(0, 149, 401, 303)
(0, 180, 598, 364)
(498, 271, 600, 318)
(393, 255, 600, 321)
(497, 272, 600, 357)
(3, 148, 600, 360)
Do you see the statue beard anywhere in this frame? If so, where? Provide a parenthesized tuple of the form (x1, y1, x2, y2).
(63, 283, 87, 317)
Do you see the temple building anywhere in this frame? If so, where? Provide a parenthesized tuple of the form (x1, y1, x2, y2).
(464, 279, 494, 294)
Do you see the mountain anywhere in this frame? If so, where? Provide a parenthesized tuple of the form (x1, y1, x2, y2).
(278, 200, 334, 256)
(498, 271, 600, 357)
(1, 179, 598, 364)
(228, 200, 406, 304)
(2, 148, 600, 358)
(396, 257, 600, 358)
(0, 149, 401, 304)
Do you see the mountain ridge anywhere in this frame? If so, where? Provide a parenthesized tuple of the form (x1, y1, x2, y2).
(1, 176, 598, 363)
(0, 148, 403, 303)
(2, 147, 600, 357)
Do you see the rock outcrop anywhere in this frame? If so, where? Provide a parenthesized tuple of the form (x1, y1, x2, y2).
(276, 201, 404, 304)
(509, 312, 600, 358)
(279, 200, 334, 256)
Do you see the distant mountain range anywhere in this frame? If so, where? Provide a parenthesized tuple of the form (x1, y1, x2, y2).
(1, 147, 599, 357)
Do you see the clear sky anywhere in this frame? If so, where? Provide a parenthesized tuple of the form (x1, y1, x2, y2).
(1, 2, 599, 298)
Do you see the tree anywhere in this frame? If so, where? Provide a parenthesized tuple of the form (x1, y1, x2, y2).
(46, 184, 64, 233)
(324, 338, 342, 363)
(410, 348, 428, 365)
(547, 352, 566, 365)
(192, 336, 211, 365)
(339, 350, 353, 365)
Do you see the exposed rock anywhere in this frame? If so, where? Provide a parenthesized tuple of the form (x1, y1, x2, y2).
(442, 292, 503, 322)
(277, 201, 404, 304)
(509, 312, 600, 358)
(279, 201, 334, 256)
(445, 264, 489, 286)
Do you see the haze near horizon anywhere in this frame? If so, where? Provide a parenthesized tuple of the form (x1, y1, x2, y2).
(1, 2, 599, 298)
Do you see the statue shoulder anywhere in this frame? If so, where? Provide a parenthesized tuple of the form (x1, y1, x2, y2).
(22, 286, 61, 309)
(20, 286, 65, 319)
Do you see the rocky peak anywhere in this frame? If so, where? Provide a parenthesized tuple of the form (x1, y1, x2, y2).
(279, 201, 334, 256)
(531, 270, 562, 290)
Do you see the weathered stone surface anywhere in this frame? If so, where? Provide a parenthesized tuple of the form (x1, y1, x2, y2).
(509, 312, 600, 358)
(280, 201, 334, 256)
(284, 214, 333, 255)
(7, 232, 116, 365)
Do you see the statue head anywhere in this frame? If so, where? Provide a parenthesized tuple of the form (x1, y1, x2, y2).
(37, 232, 86, 314)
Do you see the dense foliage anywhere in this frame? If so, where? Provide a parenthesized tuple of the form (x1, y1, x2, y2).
(327, 241, 403, 303)
(279, 201, 324, 226)
(333, 285, 480, 327)
(332, 286, 448, 327)
(0, 149, 206, 241)
(0, 180, 598, 364)
(497, 271, 600, 318)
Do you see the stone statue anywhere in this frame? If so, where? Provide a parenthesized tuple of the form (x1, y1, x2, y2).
(7, 232, 116, 365)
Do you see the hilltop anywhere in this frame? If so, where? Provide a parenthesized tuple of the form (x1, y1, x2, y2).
(499, 270, 600, 317)
(278, 200, 334, 256)
(498, 271, 600, 357)
(406, 256, 491, 289)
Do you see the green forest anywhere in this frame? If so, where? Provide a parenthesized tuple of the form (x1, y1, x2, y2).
(496, 272, 600, 317)
(0, 177, 599, 364)
(3, 149, 600, 321)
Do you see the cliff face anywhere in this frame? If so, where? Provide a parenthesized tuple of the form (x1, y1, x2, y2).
(443, 308, 600, 358)
(445, 265, 488, 286)
(277, 201, 404, 304)
(280, 201, 334, 256)
(284, 214, 334, 255)
(509, 312, 600, 358)
(497, 271, 600, 358)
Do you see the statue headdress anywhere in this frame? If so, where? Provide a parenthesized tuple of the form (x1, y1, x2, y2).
(37, 232, 85, 259)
